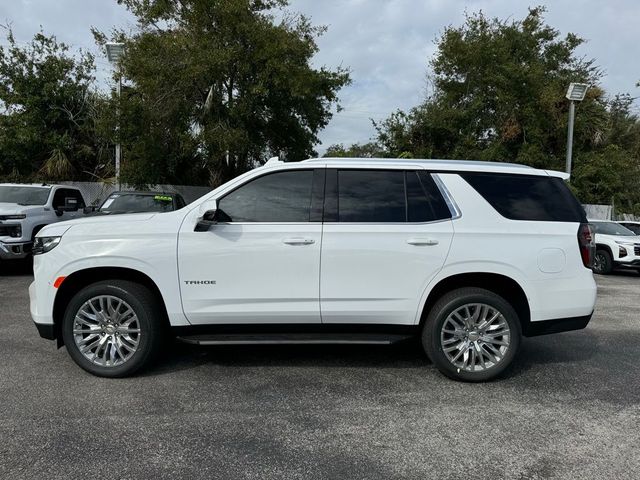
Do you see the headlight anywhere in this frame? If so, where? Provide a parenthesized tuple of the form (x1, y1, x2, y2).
(2, 214, 26, 220)
(33, 236, 61, 255)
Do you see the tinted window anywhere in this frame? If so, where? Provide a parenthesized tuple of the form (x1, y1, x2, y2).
(175, 195, 186, 209)
(0, 186, 50, 205)
(620, 223, 640, 235)
(218, 170, 313, 222)
(53, 189, 84, 210)
(331, 170, 452, 223)
(592, 222, 635, 236)
(69, 189, 85, 209)
(410, 172, 452, 222)
(99, 194, 174, 213)
(461, 173, 585, 222)
(338, 170, 405, 222)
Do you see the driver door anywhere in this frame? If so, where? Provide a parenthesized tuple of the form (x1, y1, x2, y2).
(178, 168, 324, 324)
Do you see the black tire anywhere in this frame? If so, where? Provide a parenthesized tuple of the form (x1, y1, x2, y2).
(62, 280, 166, 377)
(422, 287, 522, 382)
(593, 249, 613, 275)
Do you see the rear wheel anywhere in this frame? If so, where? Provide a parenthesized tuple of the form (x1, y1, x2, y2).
(62, 280, 165, 377)
(593, 249, 613, 275)
(422, 288, 521, 382)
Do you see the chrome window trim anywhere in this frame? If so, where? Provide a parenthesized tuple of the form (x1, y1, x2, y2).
(431, 173, 461, 220)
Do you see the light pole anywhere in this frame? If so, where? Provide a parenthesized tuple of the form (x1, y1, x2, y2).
(565, 83, 589, 178)
(106, 42, 125, 188)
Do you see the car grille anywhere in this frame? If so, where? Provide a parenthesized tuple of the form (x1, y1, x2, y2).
(635, 245, 640, 256)
(0, 224, 21, 237)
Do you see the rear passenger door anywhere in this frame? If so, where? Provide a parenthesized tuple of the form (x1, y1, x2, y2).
(320, 168, 454, 325)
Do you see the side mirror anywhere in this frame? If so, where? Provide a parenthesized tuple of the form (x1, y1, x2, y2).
(195, 200, 218, 232)
(83, 206, 96, 214)
(55, 209, 63, 217)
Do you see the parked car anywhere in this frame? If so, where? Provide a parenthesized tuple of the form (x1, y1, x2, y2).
(0, 183, 86, 261)
(618, 221, 640, 235)
(589, 219, 640, 274)
(91, 191, 187, 215)
(29, 158, 597, 382)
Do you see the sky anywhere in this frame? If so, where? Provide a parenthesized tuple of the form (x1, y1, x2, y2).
(1, 0, 639, 153)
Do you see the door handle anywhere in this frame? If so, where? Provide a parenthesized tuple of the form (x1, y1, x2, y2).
(282, 238, 315, 245)
(406, 238, 439, 246)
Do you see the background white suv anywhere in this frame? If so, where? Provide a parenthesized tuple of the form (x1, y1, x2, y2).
(29, 158, 597, 382)
(590, 220, 640, 274)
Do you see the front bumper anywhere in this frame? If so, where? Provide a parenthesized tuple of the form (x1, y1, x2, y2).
(614, 244, 640, 267)
(615, 259, 640, 268)
(0, 241, 31, 260)
(29, 281, 56, 340)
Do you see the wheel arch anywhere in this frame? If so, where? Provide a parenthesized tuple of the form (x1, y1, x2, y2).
(419, 272, 532, 335)
(52, 266, 170, 347)
(595, 243, 613, 256)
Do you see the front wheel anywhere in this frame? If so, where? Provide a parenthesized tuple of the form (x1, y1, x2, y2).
(62, 280, 165, 377)
(422, 288, 521, 382)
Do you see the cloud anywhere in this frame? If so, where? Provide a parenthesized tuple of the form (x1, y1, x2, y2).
(291, 0, 640, 152)
(2, 0, 639, 153)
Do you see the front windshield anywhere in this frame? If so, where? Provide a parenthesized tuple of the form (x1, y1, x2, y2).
(592, 222, 636, 236)
(98, 193, 174, 213)
(0, 186, 50, 205)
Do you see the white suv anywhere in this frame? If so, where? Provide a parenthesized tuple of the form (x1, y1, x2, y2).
(590, 220, 640, 274)
(0, 183, 86, 261)
(29, 158, 597, 382)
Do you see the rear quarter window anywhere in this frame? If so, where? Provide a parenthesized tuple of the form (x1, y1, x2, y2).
(461, 172, 586, 222)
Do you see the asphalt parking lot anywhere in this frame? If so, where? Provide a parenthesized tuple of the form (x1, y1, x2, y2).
(1, 263, 639, 480)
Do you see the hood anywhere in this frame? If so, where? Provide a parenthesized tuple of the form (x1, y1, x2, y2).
(0, 202, 26, 216)
(613, 235, 640, 243)
(596, 233, 639, 243)
(40, 212, 157, 236)
(62, 212, 157, 227)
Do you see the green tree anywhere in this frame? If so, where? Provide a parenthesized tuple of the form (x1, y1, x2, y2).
(96, 0, 350, 186)
(0, 29, 107, 181)
(323, 142, 385, 158)
(376, 7, 607, 169)
(373, 6, 640, 212)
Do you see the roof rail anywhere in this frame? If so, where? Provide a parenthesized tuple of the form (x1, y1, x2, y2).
(265, 156, 284, 166)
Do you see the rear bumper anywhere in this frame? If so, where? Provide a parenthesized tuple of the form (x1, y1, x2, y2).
(523, 311, 593, 337)
(0, 241, 31, 260)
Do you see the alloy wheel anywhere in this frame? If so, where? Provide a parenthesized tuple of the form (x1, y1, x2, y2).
(72, 295, 141, 367)
(593, 253, 605, 273)
(440, 303, 511, 372)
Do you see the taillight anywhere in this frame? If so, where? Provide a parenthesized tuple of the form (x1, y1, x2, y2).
(578, 223, 595, 269)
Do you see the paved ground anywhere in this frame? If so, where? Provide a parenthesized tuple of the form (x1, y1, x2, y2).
(0, 261, 639, 479)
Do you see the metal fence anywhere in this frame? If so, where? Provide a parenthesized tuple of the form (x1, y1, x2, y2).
(59, 182, 213, 206)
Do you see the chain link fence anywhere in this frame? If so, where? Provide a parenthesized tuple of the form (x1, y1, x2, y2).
(58, 182, 212, 206)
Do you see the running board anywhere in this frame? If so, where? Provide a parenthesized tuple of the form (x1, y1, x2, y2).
(176, 333, 413, 346)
